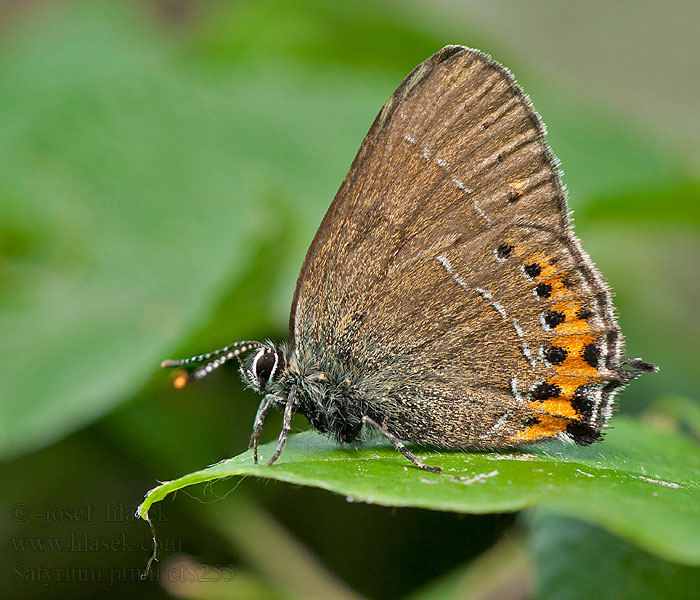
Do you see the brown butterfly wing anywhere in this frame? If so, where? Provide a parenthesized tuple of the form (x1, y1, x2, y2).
(290, 46, 639, 449)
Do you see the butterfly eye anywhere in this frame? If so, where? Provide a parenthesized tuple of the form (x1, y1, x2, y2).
(252, 348, 278, 389)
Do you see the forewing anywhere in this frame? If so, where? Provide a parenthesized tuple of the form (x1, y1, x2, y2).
(290, 46, 627, 448)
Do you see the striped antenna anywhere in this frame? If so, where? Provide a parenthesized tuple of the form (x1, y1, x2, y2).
(161, 340, 264, 368)
(161, 341, 265, 389)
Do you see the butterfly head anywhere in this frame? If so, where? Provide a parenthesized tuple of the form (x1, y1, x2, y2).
(241, 344, 285, 394)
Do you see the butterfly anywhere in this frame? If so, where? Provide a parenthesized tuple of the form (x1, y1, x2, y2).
(162, 45, 656, 473)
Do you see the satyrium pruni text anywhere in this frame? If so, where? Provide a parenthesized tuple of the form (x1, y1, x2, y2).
(162, 46, 657, 473)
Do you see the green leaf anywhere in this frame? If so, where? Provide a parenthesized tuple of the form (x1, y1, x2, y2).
(529, 512, 700, 600)
(138, 417, 700, 566)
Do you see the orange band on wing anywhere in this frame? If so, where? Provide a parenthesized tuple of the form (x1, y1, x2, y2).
(512, 415, 569, 441)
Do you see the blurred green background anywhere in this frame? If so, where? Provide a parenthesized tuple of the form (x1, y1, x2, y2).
(1, 1, 698, 598)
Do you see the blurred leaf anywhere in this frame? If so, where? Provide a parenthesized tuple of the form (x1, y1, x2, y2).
(578, 185, 700, 401)
(649, 395, 700, 439)
(532, 94, 690, 207)
(188, 0, 448, 73)
(528, 511, 700, 600)
(159, 556, 299, 600)
(420, 1, 700, 167)
(159, 555, 302, 600)
(407, 534, 532, 600)
(139, 417, 700, 566)
(195, 495, 365, 600)
(579, 225, 700, 404)
(581, 181, 700, 224)
(0, 2, 414, 459)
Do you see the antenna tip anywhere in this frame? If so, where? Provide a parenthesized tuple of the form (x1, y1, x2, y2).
(161, 359, 180, 369)
(173, 374, 189, 389)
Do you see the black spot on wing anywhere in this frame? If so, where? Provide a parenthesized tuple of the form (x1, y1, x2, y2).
(497, 243, 513, 258)
(544, 346, 567, 365)
(524, 263, 541, 278)
(571, 386, 594, 421)
(576, 307, 592, 320)
(566, 421, 603, 446)
(544, 310, 565, 328)
(583, 343, 601, 368)
(531, 382, 561, 401)
(535, 283, 552, 298)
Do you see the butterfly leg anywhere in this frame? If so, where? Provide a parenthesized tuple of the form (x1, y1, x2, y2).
(362, 415, 442, 473)
(267, 385, 297, 466)
(250, 394, 276, 464)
